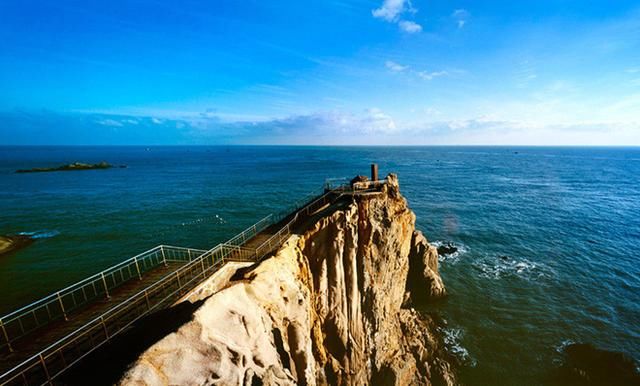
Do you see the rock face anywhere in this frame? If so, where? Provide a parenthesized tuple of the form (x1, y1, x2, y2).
(120, 175, 455, 386)
(0, 235, 34, 257)
(407, 231, 446, 302)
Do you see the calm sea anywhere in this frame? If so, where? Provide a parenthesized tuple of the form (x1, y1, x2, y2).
(1, 146, 638, 385)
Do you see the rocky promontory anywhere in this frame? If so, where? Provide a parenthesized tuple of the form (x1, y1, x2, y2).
(120, 174, 455, 385)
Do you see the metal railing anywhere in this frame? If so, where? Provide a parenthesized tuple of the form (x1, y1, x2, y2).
(0, 245, 204, 355)
(254, 188, 341, 259)
(0, 244, 236, 386)
(0, 180, 385, 385)
(224, 215, 273, 247)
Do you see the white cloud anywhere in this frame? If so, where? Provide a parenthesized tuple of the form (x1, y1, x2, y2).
(385, 60, 409, 72)
(372, 0, 421, 34)
(372, 0, 408, 22)
(398, 20, 422, 33)
(7, 109, 638, 145)
(417, 70, 448, 80)
(363, 108, 398, 132)
(452, 9, 470, 28)
(384, 63, 449, 80)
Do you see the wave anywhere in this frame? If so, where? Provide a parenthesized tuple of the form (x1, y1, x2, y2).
(473, 254, 554, 281)
(555, 339, 576, 354)
(17, 230, 60, 239)
(439, 326, 477, 367)
(431, 240, 469, 264)
(552, 339, 576, 365)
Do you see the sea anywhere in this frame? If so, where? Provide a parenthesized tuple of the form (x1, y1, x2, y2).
(0, 146, 638, 385)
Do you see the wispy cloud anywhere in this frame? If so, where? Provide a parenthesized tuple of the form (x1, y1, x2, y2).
(385, 60, 409, 72)
(398, 20, 422, 33)
(385, 60, 450, 81)
(452, 9, 470, 28)
(417, 70, 448, 80)
(372, 0, 422, 34)
(97, 118, 124, 127)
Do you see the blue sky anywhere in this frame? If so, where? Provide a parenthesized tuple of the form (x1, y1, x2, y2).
(1, 0, 639, 145)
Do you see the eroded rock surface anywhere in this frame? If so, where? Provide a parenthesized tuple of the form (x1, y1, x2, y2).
(120, 175, 456, 386)
(0, 235, 34, 257)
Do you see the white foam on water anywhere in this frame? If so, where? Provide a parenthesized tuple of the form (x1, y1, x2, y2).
(432, 240, 469, 264)
(439, 326, 477, 367)
(180, 214, 227, 227)
(17, 230, 60, 239)
(555, 339, 575, 354)
(552, 339, 576, 365)
(474, 254, 554, 281)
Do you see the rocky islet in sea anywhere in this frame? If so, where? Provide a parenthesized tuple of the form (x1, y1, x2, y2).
(15, 161, 126, 173)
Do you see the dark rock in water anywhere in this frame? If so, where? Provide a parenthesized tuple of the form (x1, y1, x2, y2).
(437, 242, 458, 256)
(553, 343, 640, 386)
(350, 175, 369, 186)
(16, 161, 115, 173)
(499, 255, 510, 261)
(0, 234, 35, 257)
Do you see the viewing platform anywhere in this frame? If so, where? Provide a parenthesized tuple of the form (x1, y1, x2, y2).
(0, 175, 387, 386)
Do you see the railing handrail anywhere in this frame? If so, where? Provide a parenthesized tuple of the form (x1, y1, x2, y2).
(254, 187, 340, 257)
(0, 243, 230, 379)
(224, 214, 273, 247)
(0, 244, 174, 323)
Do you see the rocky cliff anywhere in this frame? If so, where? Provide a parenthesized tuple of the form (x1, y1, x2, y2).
(119, 175, 455, 386)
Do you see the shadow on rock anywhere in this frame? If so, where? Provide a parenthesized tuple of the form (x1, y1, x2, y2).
(59, 299, 206, 386)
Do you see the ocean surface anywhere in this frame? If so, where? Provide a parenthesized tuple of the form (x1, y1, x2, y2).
(1, 146, 638, 385)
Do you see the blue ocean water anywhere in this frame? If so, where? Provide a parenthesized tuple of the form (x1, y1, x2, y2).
(0, 146, 638, 385)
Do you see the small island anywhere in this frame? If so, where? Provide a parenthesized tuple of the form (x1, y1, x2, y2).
(15, 161, 124, 173)
(0, 234, 35, 257)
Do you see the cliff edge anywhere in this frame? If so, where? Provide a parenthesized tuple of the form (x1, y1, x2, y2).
(119, 175, 455, 386)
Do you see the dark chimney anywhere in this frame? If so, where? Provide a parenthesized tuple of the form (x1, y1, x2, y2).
(371, 163, 378, 181)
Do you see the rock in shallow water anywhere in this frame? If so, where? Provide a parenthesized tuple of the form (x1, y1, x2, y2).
(436, 242, 458, 256)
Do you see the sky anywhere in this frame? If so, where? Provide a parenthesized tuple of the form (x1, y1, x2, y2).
(1, 0, 639, 145)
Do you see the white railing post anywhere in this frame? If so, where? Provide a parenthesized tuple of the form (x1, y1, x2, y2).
(57, 292, 68, 321)
(100, 316, 109, 339)
(161, 246, 167, 267)
(134, 257, 142, 280)
(39, 353, 51, 383)
(101, 273, 110, 299)
(0, 318, 13, 352)
(144, 290, 151, 310)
